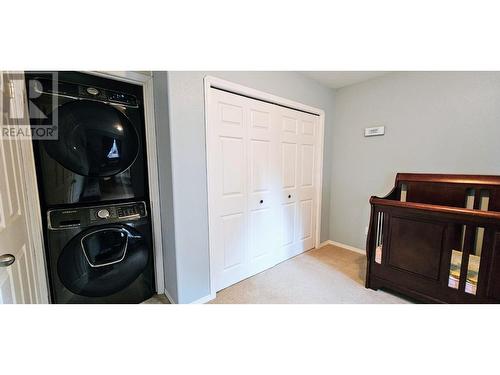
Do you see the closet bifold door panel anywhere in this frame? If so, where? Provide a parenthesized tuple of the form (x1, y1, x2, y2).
(277, 106, 318, 263)
(209, 89, 280, 291)
(208, 88, 320, 292)
(245, 94, 280, 281)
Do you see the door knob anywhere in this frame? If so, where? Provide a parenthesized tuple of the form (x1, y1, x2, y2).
(259, 200, 264, 204)
(288, 194, 291, 198)
(0, 254, 15, 267)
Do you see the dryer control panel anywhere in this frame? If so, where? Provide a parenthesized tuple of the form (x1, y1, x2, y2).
(48, 202, 147, 230)
(31, 77, 138, 107)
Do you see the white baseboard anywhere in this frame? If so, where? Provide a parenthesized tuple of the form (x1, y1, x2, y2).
(163, 290, 176, 304)
(190, 292, 216, 304)
(162, 290, 215, 304)
(318, 240, 366, 255)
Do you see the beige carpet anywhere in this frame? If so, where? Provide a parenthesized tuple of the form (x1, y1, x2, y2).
(208, 245, 412, 304)
(142, 294, 170, 304)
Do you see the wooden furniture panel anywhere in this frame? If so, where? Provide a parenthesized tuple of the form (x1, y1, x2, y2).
(387, 217, 445, 280)
(486, 233, 500, 300)
(405, 182, 469, 208)
(366, 173, 500, 303)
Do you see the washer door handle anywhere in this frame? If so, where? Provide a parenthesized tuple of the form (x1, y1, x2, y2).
(80, 228, 130, 268)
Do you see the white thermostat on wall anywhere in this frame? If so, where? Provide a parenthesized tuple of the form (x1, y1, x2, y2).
(364, 126, 385, 137)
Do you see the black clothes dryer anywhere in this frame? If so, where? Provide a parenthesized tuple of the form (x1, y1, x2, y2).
(46, 202, 154, 303)
(25, 71, 149, 208)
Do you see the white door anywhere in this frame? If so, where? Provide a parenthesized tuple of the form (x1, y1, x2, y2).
(209, 89, 248, 290)
(246, 94, 280, 279)
(0, 72, 46, 303)
(277, 107, 318, 262)
(208, 87, 321, 292)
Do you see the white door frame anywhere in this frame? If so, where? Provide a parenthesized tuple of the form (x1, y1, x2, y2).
(23, 71, 165, 300)
(204, 76, 325, 299)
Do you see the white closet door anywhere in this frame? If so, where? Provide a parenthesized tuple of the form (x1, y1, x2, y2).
(209, 89, 249, 291)
(246, 96, 280, 278)
(208, 87, 320, 292)
(277, 107, 318, 262)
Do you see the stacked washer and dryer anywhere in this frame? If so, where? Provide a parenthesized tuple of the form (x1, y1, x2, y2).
(25, 72, 155, 303)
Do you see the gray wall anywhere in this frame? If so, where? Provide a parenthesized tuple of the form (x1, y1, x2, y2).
(163, 71, 336, 303)
(330, 72, 500, 250)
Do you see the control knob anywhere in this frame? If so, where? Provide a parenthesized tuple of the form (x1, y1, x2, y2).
(97, 209, 110, 219)
(87, 87, 99, 96)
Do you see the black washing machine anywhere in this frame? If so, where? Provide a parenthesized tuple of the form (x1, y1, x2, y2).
(46, 201, 154, 303)
(25, 71, 148, 207)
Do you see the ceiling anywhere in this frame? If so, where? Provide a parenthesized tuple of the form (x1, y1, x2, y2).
(300, 71, 388, 89)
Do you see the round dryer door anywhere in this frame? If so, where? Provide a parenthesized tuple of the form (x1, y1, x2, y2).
(42, 100, 139, 177)
(57, 224, 149, 297)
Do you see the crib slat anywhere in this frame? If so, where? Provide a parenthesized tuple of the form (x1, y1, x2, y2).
(458, 225, 476, 293)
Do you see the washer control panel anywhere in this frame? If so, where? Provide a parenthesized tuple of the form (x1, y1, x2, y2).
(89, 202, 147, 223)
(48, 201, 148, 230)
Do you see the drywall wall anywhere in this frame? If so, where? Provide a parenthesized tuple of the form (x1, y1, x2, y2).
(152, 72, 178, 302)
(164, 71, 336, 303)
(330, 72, 500, 250)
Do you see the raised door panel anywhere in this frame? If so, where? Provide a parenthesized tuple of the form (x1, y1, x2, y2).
(13, 245, 33, 304)
(300, 144, 314, 188)
(0, 136, 21, 229)
(248, 208, 275, 273)
(281, 143, 297, 190)
(282, 115, 298, 136)
(298, 199, 313, 241)
(281, 203, 296, 247)
(297, 199, 314, 251)
(250, 109, 270, 129)
(219, 135, 246, 217)
(221, 137, 245, 195)
(219, 101, 245, 137)
(301, 117, 315, 137)
(250, 140, 269, 194)
(0, 268, 15, 304)
(221, 213, 246, 270)
(249, 209, 272, 259)
(216, 213, 248, 290)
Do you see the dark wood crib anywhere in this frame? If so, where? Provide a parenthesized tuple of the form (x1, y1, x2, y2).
(365, 173, 500, 303)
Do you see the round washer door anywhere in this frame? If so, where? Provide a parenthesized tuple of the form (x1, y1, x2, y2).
(42, 100, 139, 177)
(57, 224, 149, 297)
